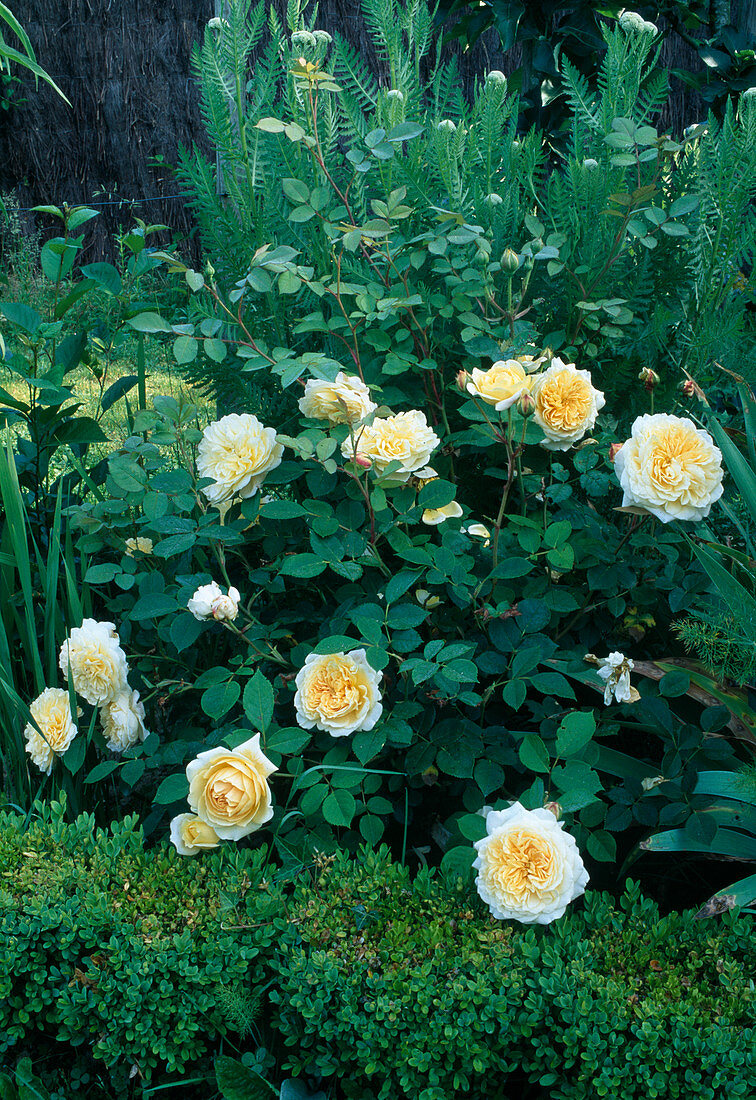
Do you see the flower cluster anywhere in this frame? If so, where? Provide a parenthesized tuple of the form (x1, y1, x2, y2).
(170, 734, 276, 856)
(25, 618, 150, 773)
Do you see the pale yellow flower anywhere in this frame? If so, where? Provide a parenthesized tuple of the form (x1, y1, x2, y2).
(422, 501, 463, 525)
(186, 734, 276, 841)
(466, 359, 532, 411)
(299, 372, 377, 425)
(100, 688, 150, 753)
(125, 537, 153, 557)
(614, 413, 724, 522)
(24, 687, 78, 775)
(531, 358, 605, 450)
(169, 813, 221, 855)
(197, 413, 284, 505)
(341, 410, 439, 481)
(294, 649, 382, 737)
(474, 803, 589, 924)
(59, 619, 129, 706)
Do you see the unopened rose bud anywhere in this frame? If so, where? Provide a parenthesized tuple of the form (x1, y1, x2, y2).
(501, 248, 519, 274)
(638, 367, 660, 391)
(531, 238, 544, 253)
(544, 801, 562, 820)
(608, 442, 623, 462)
(518, 392, 536, 418)
(456, 369, 470, 392)
(355, 453, 372, 469)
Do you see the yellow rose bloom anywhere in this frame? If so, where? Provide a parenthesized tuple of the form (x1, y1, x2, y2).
(186, 734, 276, 841)
(298, 372, 377, 425)
(124, 537, 153, 557)
(294, 649, 382, 737)
(197, 413, 284, 505)
(341, 410, 440, 481)
(24, 687, 78, 775)
(59, 618, 129, 706)
(466, 359, 532, 411)
(474, 802, 589, 924)
(531, 358, 605, 450)
(614, 413, 724, 522)
(169, 813, 221, 856)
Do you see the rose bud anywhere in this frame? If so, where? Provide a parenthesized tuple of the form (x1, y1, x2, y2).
(638, 367, 660, 391)
(518, 392, 536, 418)
(501, 248, 520, 274)
(608, 442, 623, 463)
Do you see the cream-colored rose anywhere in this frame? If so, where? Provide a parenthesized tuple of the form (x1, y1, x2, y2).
(187, 581, 241, 622)
(100, 688, 150, 752)
(516, 352, 549, 373)
(59, 619, 129, 706)
(474, 802, 589, 924)
(299, 372, 377, 425)
(124, 537, 153, 557)
(294, 649, 382, 737)
(24, 687, 78, 775)
(169, 813, 221, 855)
(422, 501, 463, 525)
(466, 360, 532, 411)
(341, 410, 440, 481)
(197, 413, 284, 505)
(531, 358, 605, 450)
(613, 413, 724, 522)
(186, 734, 276, 841)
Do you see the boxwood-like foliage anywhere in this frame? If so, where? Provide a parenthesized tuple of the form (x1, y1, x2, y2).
(0, 802, 284, 1078)
(272, 847, 756, 1100)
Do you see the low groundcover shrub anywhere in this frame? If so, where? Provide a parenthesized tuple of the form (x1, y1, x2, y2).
(0, 802, 285, 1077)
(1, 810, 753, 1098)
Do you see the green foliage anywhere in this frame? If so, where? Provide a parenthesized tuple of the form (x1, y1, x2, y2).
(272, 846, 756, 1100)
(164, 0, 756, 419)
(1, 812, 753, 1097)
(0, 2, 70, 104)
(0, 800, 283, 1079)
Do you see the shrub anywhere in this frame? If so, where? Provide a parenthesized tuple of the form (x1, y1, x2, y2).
(0, 801, 284, 1078)
(273, 846, 756, 1100)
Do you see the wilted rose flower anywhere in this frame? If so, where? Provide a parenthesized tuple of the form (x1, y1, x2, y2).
(59, 619, 129, 706)
(594, 651, 638, 705)
(24, 687, 78, 775)
(341, 410, 440, 481)
(299, 372, 377, 425)
(187, 581, 241, 622)
(186, 734, 276, 841)
(295, 649, 382, 737)
(124, 536, 153, 557)
(613, 413, 724, 522)
(197, 413, 284, 505)
(100, 688, 150, 752)
(466, 360, 532, 412)
(531, 358, 605, 450)
(169, 814, 221, 856)
(474, 802, 589, 924)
